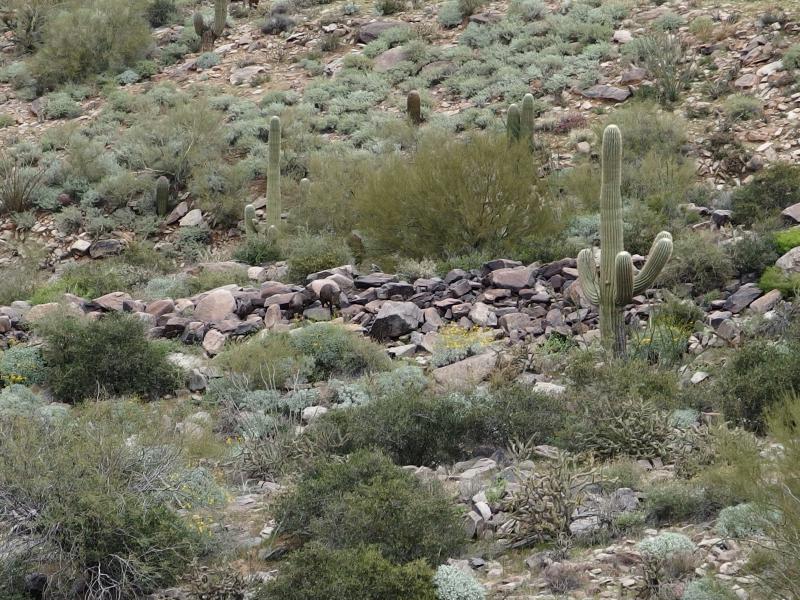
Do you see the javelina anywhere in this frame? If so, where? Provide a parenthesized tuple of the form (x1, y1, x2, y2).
(318, 283, 341, 310)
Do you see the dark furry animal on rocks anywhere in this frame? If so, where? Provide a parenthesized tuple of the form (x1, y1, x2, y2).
(318, 283, 341, 310)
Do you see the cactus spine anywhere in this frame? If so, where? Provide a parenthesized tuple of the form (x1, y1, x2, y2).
(577, 125, 673, 357)
(155, 176, 169, 217)
(506, 103, 520, 143)
(407, 90, 422, 125)
(212, 0, 227, 38)
(265, 116, 282, 231)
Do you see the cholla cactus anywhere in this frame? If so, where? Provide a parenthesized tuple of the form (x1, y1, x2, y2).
(433, 565, 486, 600)
(265, 115, 282, 231)
(577, 125, 673, 356)
(155, 176, 169, 217)
(407, 90, 422, 124)
(212, 0, 228, 38)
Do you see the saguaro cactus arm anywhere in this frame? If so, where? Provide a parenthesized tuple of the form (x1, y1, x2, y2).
(577, 248, 600, 304)
(520, 93, 535, 142)
(244, 203, 263, 235)
(632, 232, 673, 295)
(213, 0, 228, 38)
(614, 251, 634, 305)
(506, 103, 521, 142)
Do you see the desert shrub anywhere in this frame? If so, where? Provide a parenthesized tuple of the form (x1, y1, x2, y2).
(0, 404, 205, 598)
(256, 544, 436, 600)
(658, 232, 734, 295)
(217, 333, 311, 390)
(431, 325, 494, 367)
(758, 266, 800, 296)
(783, 44, 800, 72)
(682, 577, 738, 600)
(638, 533, 697, 595)
(285, 231, 353, 282)
(731, 163, 800, 225)
(37, 312, 181, 402)
(0, 345, 46, 386)
(773, 228, 800, 253)
(636, 33, 693, 105)
(0, 384, 52, 419)
(0, 243, 48, 305)
(32, 0, 152, 87)
(438, 1, 463, 27)
(645, 480, 722, 525)
(433, 565, 486, 600)
(290, 323, 390, 380)
(715, 503, 765, 539)
(262, 13, 295, 34)
(509, 0, 547, 21)
(353, 130, 556, 260)
(41, 92, 83, 119)
(728, 233, 778, 276)
(0, 152, 45, 215)
(146, 0, 177, 26)
(275, 450, 464, 564)
(232, 235, 281, 265)
(396, 257, 439, 281)
(195, 52, 221, 70)
(628, 322, 689, 368)
(724, 94, 763, 121)
(375, 0, 405, 14)
(457, 0, 485, 17)
(716, 340, 800, 432)
(654, 12, 683, 31)
(688, 15, 715, 41)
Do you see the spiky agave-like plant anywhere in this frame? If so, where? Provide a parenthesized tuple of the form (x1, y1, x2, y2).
(577, 125, 673, 356)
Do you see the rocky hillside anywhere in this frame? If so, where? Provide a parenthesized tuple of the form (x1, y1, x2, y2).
(0, 0, 800, 599)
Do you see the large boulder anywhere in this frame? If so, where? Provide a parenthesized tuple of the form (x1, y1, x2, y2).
(487, 266, 536, 291)
(776, 246, 800, 274)
(193, 289, 237, 322)
(432, 352, 498, 387)
(723, 283, 762, 313)
(370, 301, 423, 339)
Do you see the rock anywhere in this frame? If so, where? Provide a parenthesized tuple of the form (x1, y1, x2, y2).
(92, 292, 132, 312)
(734, 73, 758, 88)
(580, 84, 631, 102)
(690, 371, 710, 384)
(781, 204, 800, 223)
(179, 209, 203, 227)
(263, 303, 282, 328)
(716, 319, 740, 343)
(612, 29, 632, 43)
(499, 312, 531, 333)
(620, 66, 646, 84)
(88, 238, 125, 259)
(248, 266, 267, 282)
(370, 301, 423, 339)
(723, 284, 762, 313)
(165, 201, 188, 225)
(356, 20, 406, 43)
(0, 315, 10, 333)
(757, 60, 783, 77)
(146, 299, 175, 318)
(188, 369, 207, 392)
(229, 65, 266, 85)
(302, 405, 328, 423)
(468, 302, 497, 327)
(575, 141, 591, 154)
(776, 246, 800, 274)
(433, 352, 498, 387)
(750, 288, 781, 313)
(373, 46, 409, 72)
(532, 381, 566, 396)
(69, 239, 92, 255)
(488, 266, 535, 291)
(202, 329, 227, 355)
(193, 289, 237, 322)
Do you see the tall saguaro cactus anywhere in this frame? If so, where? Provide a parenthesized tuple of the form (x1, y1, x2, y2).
(507, 93, 535, 148)
(265, 115, 282, 231)
(506, 103, 520, 143)
(155, 176, 169, 217)
(212, 0, 228, 38)
(577, 125, 674, 356)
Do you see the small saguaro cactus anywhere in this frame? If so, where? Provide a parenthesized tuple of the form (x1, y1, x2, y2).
(265, 115, 282, 231)
(577, 125, 674, 357)
(244, 203, 276, 238)
(520, 93, 535, 143)
(212, 0, 228, 38)
(193, 11, 206, 37)
(506, 103, 520, 143)
(155, 176, 169, 217)
(407, 90, 422, 125)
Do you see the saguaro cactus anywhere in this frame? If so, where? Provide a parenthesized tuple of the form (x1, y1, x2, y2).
(244, 203, 276, 238)
(577, 125, 673, 356)
(520, 93, 535, 143)
(407, 90, 422, 125)
(155, 176, 169, 217)
(506, 103, 520, 143)
(212, 0, 228, 38)
(265, 115, 282, 231)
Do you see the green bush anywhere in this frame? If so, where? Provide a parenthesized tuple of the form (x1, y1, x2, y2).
(758, 266, 800, 296)
(32, 0, 152, 87)
(715, 503, 765, 539)
(783, 44, 800, 72)
(285, 232, 353, 282)
(217, 333, 311, 390)
(724, 94, 763, 121)
(433, 565, 486, 600)
(256, 544, 436, 600)
(645, 481, 715, 525)
(0, 403, 204, 597)
(353, 130, 557, 260)
(0, 344, 47, 385)
(682, 577, 738, 600)
(658, 232, 734, 295)
(773, 228, 800, 253)
(728, 233, 778, 276)
(41, 92, 83, 120)
(290, 323, 391, 381)
(275, 451, 464, 565)
(232, 235, 281, 266)
(438, 1, 463, 27)
(146, 0, 177, 26)
(37, 312, 182, 402)
(732, 164, 800, 226)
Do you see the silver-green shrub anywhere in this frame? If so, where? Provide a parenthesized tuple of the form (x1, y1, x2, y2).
(433, 565, 486, 600)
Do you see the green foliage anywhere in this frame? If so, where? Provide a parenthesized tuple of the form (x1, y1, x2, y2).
(728, 233, 778, 276)
(396, 257, 440, 281)
(645, 480, 717, 525)
(724, 94, 763, 121)
(41, 92, 83, 120)
(438, 2, 464, 27)
(275, 450, 464, 565)
(716, 340, 800, 432)
(285, 231, 353, 282)
(637, 532, 697, 594)
(232, 235, 281, 265)
(682, 577, 738, 600)
(431, 325, 493, 367)
(217, 333, 310, 390)
(758, 266, 800, 296)
(783, 44, 800, 72)
(433, 565, 486, 600)
(654, 12, 683, 31)
(715, 503, 764, 539)
(32, 0, 152, 87)
(353, 129, 556, 260)
(773, 228, 800, 253)
(196, 51, 221, 70)
(146, 0, 177, 26)
(375, 0, 405, 15)
(0, 345, 46, 386)
(37, 312, 182, 402)
(658, 232, 734, 295)
(0, 402, 205, 597)
(636, 33, 693, 105)
(290, 323, 391, 381)
(256, 544, 436, 600)
(0, 384, 56, 419)
(457, 0, 485, 17)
